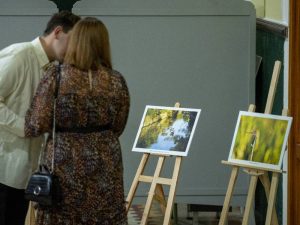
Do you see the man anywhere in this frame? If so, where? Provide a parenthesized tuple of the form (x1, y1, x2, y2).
(0, 11, 80, 225)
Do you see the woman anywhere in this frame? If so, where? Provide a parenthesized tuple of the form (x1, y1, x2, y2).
(25, 17, 130, 225)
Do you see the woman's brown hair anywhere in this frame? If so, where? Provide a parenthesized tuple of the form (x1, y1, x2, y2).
(64, 17, 112, 70)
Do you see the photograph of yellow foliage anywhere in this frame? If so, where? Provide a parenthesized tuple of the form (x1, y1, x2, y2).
(228, 111, 292, 170)
(132, 105, 201, 156)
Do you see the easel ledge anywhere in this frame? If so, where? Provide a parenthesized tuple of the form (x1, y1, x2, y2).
(221, 160, 282, 173)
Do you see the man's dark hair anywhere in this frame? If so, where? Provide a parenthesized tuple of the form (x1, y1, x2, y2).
(43, 11, 81, 36)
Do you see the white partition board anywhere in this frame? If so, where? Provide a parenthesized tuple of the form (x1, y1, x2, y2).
(0, 0, 256, 205)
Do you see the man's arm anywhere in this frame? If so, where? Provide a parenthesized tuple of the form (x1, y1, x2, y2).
(0, 54, 25, 137)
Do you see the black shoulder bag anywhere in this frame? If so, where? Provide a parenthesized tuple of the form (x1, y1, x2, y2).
(25, 65, 62, 207)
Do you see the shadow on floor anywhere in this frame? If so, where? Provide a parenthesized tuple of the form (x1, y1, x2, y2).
(128, 203, 243, 225)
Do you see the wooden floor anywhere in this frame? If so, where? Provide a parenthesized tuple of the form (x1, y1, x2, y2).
(128, 203, 243, 225)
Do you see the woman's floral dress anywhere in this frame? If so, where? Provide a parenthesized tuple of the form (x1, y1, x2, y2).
(25, 64, 130, 225)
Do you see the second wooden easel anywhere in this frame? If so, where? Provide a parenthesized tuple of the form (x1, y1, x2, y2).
(126, 102, 183, 225)
(218, 60, 284, 225)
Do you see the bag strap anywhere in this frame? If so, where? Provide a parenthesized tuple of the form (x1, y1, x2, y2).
(51, 64, 61, 172)
(54, 64, 61, 99)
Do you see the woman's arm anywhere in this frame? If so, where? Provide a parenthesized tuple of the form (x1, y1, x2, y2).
(111, 72, 130, 137)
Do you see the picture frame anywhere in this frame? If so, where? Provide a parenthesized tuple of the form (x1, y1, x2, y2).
(132, 105, 201, 156)
(228, 111, 292, 170)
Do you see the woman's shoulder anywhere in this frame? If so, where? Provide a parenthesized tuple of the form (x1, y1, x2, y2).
(109, 68, 128, 87)
(102, 67, 122, 78)
(98, 66, 125, 83)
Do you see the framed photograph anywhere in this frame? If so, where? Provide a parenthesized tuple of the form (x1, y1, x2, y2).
(132, 105, 201, 156)
(228, 111, 292, 170)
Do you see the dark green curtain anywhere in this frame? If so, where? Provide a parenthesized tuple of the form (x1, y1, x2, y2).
(255, 28, 285, 225)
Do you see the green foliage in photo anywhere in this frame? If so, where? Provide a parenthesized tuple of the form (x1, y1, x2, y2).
(136, 108, 197, 152)
(232, 115, 288, 165)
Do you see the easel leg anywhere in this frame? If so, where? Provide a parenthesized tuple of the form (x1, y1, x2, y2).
(155, 184, 172, 225)
(163, 157, 182, 225)
(126, 153, 150, 212)
(265, 172, 279, 225)
(242, 175, 259, 225)
(155, 184, 167, 212)
(218, 166, 239, 225)
(259, 173, 279, 225)
(25, 202, 36, 225)
(140, 156, 166, 225)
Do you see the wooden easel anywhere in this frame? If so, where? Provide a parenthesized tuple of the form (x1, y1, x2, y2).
(25, 201, 36, 225)
(218, 61, 284, 225)
(126, 103, 183, 225)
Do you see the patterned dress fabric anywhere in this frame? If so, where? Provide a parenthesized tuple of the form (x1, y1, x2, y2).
(25, 64, 130, 225)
